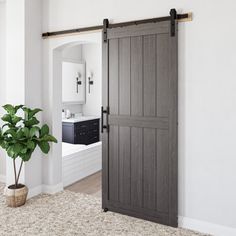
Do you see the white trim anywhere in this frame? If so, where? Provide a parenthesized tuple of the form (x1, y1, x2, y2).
(179, 216, 236, 236)
(42, 182, 64, 194)
(0, 174, 6, 183)
(27, 182, 63, 199)
(28, 185, 42, 199)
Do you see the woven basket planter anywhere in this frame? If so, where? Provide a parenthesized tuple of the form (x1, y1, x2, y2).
(4, 184, 28, 207)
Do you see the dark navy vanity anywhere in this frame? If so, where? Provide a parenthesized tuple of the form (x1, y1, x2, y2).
(62, 117, 100, 145)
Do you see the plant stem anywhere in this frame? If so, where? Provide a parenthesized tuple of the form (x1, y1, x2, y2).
(16, 160, 24, 187)
(13, 159, 17, 188)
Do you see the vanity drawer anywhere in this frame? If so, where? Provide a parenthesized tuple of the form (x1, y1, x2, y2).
(87, 135, 99, 144)
(75, 121, 89, 131)
(89, 119, 100, 130)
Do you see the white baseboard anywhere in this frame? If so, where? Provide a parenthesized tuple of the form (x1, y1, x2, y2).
(28, 185, 42, 199)
(42, 182, 63, 194)
(0, 175, 6, 183)
(179, 216, 236, 236)
(28, 182, 63, 199)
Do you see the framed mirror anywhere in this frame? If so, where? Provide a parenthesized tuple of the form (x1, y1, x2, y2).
(62, 61, 86, 104)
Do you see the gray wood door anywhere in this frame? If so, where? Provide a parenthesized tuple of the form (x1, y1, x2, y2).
(102, 20, 178, 227)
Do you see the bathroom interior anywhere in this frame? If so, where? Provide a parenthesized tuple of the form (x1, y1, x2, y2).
(61, 41, 102, 197)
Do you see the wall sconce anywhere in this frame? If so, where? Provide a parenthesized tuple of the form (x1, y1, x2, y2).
(88, 72, 94, 94)
(76, 72, 82, 93)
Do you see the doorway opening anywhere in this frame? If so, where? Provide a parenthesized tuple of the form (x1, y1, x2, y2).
(50, 32, 102, 198)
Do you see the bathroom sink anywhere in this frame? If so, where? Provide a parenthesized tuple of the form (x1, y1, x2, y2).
(62, 116, 100, 123)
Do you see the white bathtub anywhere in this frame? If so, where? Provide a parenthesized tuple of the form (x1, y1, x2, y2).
(62, 142, 102, 187)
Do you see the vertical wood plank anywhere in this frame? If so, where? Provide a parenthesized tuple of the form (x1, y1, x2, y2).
(143, 35, 156, 117)
(109, 125, 119, 201)
(131, 127, 143, 207)
(156, 34, 169, 117)
(119, 38, 131, 115)
(119, 126, 131, 204)
(156, 129, 169, 212)
(143, 128, 156, 210)
(131, 36, 143, 116)
(109, 39, 119, 115)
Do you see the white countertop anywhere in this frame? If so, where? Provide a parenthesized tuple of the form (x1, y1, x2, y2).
(62, 116, 100, 123)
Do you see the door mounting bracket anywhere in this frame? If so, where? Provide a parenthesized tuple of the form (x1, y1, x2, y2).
(103, 19, 109, 43)
(170, 8, 177, 37)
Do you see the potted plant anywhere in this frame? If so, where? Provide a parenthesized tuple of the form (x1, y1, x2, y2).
(0, 104, 57, 207)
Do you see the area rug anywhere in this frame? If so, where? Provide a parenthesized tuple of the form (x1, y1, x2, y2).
(0, 183, 210, 236)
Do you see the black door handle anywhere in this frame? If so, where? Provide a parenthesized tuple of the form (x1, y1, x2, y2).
(101, 106, 109, 133)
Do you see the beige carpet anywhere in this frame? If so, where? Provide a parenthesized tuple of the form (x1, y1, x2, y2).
(0, 184, 210, 236)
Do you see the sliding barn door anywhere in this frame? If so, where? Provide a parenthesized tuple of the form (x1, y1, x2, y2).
(102, 20, 178, 227)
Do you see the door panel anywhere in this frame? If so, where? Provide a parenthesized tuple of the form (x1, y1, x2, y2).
(119, 38, 131, 115)
(156, 34, 170, 117)
(109, 39, 119, 115)
(143, 128, 156, 210)
(118, 126, 131, 204)
(108, 125, 119, 202)
(143, 35, 156, 117)
(102, 20, 178, 227)
(156, 129, 169, 212)
(130, 127, 143, 207)
(131, 36, 143, 117)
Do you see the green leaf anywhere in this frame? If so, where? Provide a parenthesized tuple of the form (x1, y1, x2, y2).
(1, 141, 9, 149)
(40, 124, 49, 137)
(23, 107, 42, 121)
(1, 114, 12, 123)
(20, 148, 28, 154)
(27, 140, 35, 150)
(11, 115, 22, 125)
(2, 104, 23, 115)
(3, 104, 15, 115)
(4, 129, 17, 138)
(16, 129, 25, 139)
(12, 143, 24, 155)
(22, 127, 30, 138)
(19, 150, 32, 162)
(41, 134, 57, 143)
(28, 108, 42, 120)
(38, 141, 50, 154)
(7, 146, 15, 158)
(29, 127, 40, 138)
(24, 117, 40, 127)
(23, 107, 30, 121)
(14, 105, 24, 113)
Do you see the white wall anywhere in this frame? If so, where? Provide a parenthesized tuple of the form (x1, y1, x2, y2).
(6, 0, 43, 195)
(82, 43, 102, 116)
(0, 2, 6, 181)
(5, 0, 26, 186)
(24, 0, 43, 192)
(62, 45, 82, 62)
(42, 1, 236, 235)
